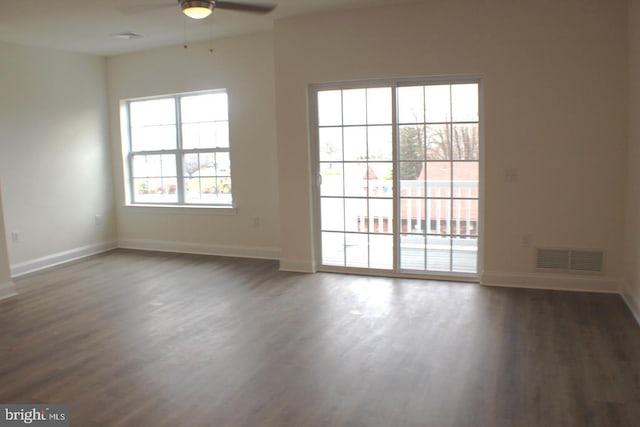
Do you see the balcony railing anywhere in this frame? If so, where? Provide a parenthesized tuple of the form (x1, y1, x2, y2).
(321, 179, 479, 273)
(356, 180, 478, 237)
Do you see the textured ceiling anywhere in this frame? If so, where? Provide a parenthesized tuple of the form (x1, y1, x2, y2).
(0, 0, 419, 56)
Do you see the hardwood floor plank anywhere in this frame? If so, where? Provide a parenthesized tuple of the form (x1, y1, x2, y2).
(0, 249, 639, 426)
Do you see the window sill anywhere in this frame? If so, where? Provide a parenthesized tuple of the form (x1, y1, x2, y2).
(123, 204, 238, 216)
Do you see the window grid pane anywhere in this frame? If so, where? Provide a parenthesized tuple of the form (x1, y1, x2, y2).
(127, 90, 232, 206)
(318, 81, 479, 276)
(317, 87, 394, 270)
(398, 83, 479, 274)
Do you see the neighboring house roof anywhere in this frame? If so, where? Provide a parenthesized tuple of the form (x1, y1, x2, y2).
(417, 162, 478, 181)
(363, 165, 378, 180)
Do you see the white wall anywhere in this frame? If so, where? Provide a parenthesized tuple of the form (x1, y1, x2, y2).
(107, 32, 280, 258)
(625, 0, 640, 319)
(0, 41, 115, 276)
(274, 0, 628, 290)
(0, 183, 16, 299)
(0, 1, 631, 296)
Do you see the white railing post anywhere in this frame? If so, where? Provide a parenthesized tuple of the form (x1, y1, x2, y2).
(416, 188, 422, 232)
(436, 192, 442, 235)
(466, 198, 471, 237)
(455, 198, 460, 236)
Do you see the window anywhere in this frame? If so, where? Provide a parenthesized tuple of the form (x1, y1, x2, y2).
(396, 83, 479, 274)
(313, 78, 480, 277)
(317, 87, 394, 270)
(124, 90, 232, 206)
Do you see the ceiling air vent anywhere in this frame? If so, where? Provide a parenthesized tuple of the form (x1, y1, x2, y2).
(535, 248, 604, 274)
(111, 32, 145, 40)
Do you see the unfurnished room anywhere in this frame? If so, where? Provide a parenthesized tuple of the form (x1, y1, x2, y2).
(1, 0, 640, 425)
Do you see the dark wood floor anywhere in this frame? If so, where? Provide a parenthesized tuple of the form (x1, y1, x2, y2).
(1, 250, 639, 426)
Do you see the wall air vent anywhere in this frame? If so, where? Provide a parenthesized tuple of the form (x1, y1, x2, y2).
(570, 250, 604, 272)
(536, 249, 570, 270)
(535, 248, 604, 274)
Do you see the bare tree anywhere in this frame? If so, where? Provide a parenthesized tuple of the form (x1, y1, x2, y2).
(183, 153, 216, 177)
(426, 125, 478, 161)
(398, 123, 478, 180)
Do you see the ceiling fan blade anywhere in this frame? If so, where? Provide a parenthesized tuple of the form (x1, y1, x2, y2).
(116, 2, 175, 14)
(215, 1, 276, 14)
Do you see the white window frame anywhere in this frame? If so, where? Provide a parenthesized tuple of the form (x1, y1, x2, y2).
(121, 89, 234, 209)
(309, 76, 483, 281)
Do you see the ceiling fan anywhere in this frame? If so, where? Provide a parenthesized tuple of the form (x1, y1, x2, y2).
(179, 0, 276, 19)
(121, 1, 277, 20)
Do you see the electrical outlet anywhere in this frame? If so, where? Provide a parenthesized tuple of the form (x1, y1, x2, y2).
(11, 232, 19, 243)
(94, 214, 102, 226)
(521, 234, 532, 248)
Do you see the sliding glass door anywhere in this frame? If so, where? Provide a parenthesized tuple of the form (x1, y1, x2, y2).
(314, 79, 480, 277)
(317, 86, 394, 270)
(397, 83, 479, 274)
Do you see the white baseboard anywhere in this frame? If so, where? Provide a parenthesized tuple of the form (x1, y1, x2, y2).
(0, 280, 17, 301)
(481, 271, 622, 293)
(11, 241, 118, 279)
(279, 258, 315, 273)
(117, 238, 280, 261)
(621, 284, 640, 326)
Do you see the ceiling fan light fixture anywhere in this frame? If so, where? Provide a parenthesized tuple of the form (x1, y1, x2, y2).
(180, 0, 214, 19)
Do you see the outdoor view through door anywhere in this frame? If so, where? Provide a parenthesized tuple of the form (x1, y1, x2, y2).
(315, 80, 479, 276)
